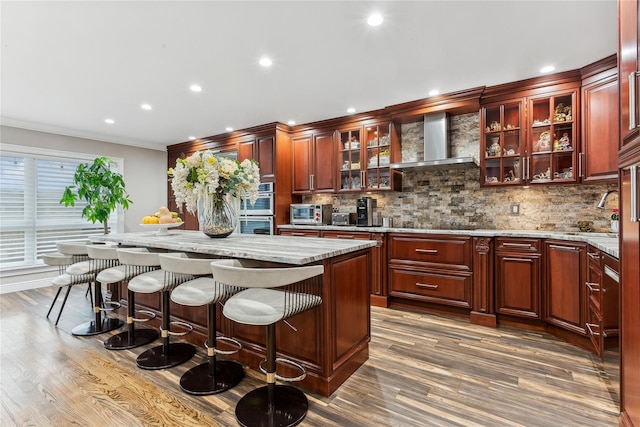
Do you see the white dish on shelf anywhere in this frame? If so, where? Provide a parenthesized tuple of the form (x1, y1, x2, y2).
(139, 222, 183, 235)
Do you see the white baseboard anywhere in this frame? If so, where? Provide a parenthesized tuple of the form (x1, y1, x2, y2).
(0, 278, 51, 294)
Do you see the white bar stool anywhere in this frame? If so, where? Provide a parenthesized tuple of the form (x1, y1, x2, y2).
(131, 252, 212, 370)
(170, 266, 244, 395)
(71, 244, 123, 336)
(211, 259, 324, 427)
(43, 249, 93, 325)
(102, 248, 161, 350)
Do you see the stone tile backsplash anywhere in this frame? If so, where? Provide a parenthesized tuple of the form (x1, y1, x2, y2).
(304, 113, 619, 233)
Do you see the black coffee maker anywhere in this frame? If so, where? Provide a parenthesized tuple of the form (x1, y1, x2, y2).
(356, 197, 378, 227)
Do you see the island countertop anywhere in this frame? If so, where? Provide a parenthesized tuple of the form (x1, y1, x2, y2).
(93, 230, 376, 265)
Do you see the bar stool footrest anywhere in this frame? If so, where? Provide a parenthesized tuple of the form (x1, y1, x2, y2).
(160, 321, 193, 337)
(205, 336, 242, 355)
(259, 357, 307, 382)
(132, 309, 156, 323)
(99, 301, 121, 312)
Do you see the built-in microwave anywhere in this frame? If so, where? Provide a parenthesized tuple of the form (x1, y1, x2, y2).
(290, 204, 333, 225)
(238, 216, 274, 235)
(239, 182, 274, 216)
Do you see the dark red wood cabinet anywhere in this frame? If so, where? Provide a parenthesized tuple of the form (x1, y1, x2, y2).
(495, 238, 542, 319)
(618, 1, 640, 426)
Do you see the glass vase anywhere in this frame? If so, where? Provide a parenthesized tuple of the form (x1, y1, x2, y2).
(197, 194, 237, 238)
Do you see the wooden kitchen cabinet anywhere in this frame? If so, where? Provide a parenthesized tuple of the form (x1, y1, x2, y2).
(527, 89, 579, 184)
(585, 247, 620, 360)
(292, 130, 335, 194)
(480, 77, 581, 187)
(580, 55, 619, 183)
(278, 228, 321, 238)
(544, 240, 587, 335)
(495, 238, 542, 319)
(387, 233, 473, 310)
(619, 4, 640, 425)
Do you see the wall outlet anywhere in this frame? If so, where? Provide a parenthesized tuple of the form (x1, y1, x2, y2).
(510, 203, 520, 215)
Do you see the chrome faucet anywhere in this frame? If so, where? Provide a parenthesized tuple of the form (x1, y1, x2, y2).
(596, 190, 618, 209)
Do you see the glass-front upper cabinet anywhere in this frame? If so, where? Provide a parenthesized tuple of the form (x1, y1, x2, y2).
(364, 124, 392, 190)
(527, 90, 578, 184)
(339, 128, 363, 191)
(481, 101, 524, 186)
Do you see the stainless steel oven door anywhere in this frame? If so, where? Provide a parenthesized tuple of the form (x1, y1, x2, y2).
(240, 192, 274, 216)
(238, 216, 274, 235)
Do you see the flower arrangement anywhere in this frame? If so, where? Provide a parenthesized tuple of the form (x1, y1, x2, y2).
(167, 150, 260, 215)
(611, 208, 619, 221)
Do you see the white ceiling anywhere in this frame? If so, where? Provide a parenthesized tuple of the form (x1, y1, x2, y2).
(1, 1, 618, 151)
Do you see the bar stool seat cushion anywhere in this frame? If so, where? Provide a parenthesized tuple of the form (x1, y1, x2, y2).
(128, 269, 166, 294)
(51, 273, 95, 288)
(170, 277, 217, 307)
(66, 260, 96, 275)
(224, 288, 321, 326)
(96, 265, 127, 285)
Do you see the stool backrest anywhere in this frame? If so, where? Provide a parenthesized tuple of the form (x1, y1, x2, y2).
(87, 245, 119, 260)
(158, 253, 215, 276)
(210, 259, 324, 289)
(56, 241, 89, 255)
(117, 248, 160, 266)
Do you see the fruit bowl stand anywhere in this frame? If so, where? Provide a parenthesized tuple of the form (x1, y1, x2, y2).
(139, 222, 183, 236)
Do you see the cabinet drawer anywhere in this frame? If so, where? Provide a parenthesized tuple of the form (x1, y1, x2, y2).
(322, 231, 371, 240)
(388, 266, 472, 308)
(279, 229, 321, 237)
(388, 235, 471, 269)
(495, 237, 541, 253)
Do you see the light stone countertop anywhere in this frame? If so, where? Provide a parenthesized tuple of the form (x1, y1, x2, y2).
(278, 225, 620, 259)
(93, 230, 376, 265)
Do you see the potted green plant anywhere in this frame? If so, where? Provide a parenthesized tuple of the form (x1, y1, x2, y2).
(60, 156, 132, 234)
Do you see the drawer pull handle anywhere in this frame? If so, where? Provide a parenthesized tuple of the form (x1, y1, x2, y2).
(548, 244, 579, 251)
(502, 242, 532, 248)
(586, 323, 601, 337)
(291, 233, 308, 237)
(415, 249, 438, 254)
(416, 283, 438, 290)
(585, 282, 600, 292)
(587, 252, 601, 260)
(336, 235, 354, 239)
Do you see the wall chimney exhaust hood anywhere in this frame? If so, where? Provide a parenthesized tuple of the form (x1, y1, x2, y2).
(389, 112, 478, 171)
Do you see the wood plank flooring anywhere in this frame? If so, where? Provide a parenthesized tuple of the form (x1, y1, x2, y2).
(0, 286, 620, 426)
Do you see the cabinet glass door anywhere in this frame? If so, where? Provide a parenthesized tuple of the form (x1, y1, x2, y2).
(365, 124, 392, 190)
(482, 101, 523, 185)
(528, 92, 577, 183)
(339, 129, 362, 191)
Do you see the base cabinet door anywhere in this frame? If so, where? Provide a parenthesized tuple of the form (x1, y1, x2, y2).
(495, 238, 541, 319)
(544, 240, 587, 334)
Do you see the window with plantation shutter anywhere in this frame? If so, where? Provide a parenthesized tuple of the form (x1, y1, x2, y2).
(0, 148, 123, 270)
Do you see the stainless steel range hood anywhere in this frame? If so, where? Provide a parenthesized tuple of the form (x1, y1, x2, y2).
(389, 112, 479, 171)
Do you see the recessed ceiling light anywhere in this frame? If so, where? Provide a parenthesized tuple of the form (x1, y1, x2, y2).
(347, 107, 356, 114)
(428, 89, 440, 96)
(190, 84, 202, 92)
(540, 65, 555, 74)
(104, 118, 115, 124)
(188, 136, 196, 140)
(141, 103, 152, 110)
(225, 127, 234, 132)
(367, 13, 384, 26)
(287, 120, 296, 126)
(259, 57, 273, 67)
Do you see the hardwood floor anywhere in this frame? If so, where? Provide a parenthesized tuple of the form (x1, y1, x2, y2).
(1, 285, 620, 426)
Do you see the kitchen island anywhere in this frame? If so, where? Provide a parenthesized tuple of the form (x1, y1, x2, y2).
(94, 230, 376, 397)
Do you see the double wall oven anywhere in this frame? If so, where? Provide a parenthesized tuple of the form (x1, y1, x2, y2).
(238, 182, 274, 235)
